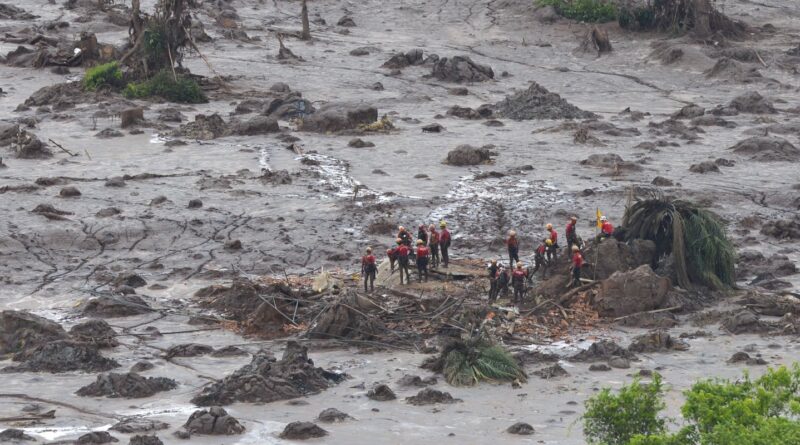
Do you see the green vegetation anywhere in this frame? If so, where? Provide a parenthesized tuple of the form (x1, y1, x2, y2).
(622, 190, 735, 290)
(427, 335, 526, 386)
(123, 70, 207, 104)
(83, 62, 123, 91)
(583, 366, 800, 445)
(537, 0, 617, 23)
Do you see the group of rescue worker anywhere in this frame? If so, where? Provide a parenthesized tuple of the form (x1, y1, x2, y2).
(359, 214, 615, 304)
(360, 221, 452, 292)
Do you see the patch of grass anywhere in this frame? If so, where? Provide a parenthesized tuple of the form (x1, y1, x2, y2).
(83, 61, 123, 91)
(123, 70, 207, 104)
(537, 0, 617, 23)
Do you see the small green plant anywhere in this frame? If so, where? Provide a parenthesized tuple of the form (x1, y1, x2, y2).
(123, 70, 207, 104)
(425, 334, 526, 386)
(584, 366, 800, 445)
(537, 0, 617, 23)
(83, 61, 123, 91)
(584, 374, 667, 445)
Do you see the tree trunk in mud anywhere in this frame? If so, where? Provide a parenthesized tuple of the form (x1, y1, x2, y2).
(692, 0, 712, 37)
(301, 0, 311, 40)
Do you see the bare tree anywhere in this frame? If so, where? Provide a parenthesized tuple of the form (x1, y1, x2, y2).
(301, 0, 311, 40)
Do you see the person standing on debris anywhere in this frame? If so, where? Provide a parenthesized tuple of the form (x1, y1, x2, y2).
(546, 223, 559, 262)
(596, 216, 614, 242)
(497, 263, 510, 299)
(506, 230, 520, 267)
(512, 262, 527, 304)
(428, 224, 440, 269)
(416, 239, 430, 282)
(417, 224, 428, 245)
(396, 238, 411, 284)
(569, 245, 584, 288)
(397, 226, 412, 247)
(565, 216, 578, 250)
(386, 242, 398, 273)
(488, 259, 499, 302)
(529, 238, 549, 279)
(439, 221, 451, 268)
(361, 247, 377, 292)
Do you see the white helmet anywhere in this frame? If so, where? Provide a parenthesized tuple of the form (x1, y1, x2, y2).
(600, 216, 607, 222)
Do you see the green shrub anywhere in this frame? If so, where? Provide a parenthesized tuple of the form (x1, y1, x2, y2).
(584, 366, 800, 445)
(123, 70, 207, 104)
(83, 61, 123, 91)
(537, 0, 617, 23)
(583, 374, 667, 445)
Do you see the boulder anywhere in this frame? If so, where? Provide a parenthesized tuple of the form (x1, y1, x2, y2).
(75, 432, 118, 444)
(507, 422, 535, 435)
(569, 340, 637, 362)
(68, 319, 119, 348)
(280, 422, 328, 440)
(76, 372, 177, 398)
(628, 330, 689, 353)
(299, 103, 377, 133)
(0, 310, 68, 355)
(165, 343, 213, 358)
(367, 384, 396, 401)
(82, 295, 153, 318)
(431, 56, 493, 83)
(183, 407, 245, 435)
(405, 388, 460, 405)
(588, 239, 655, 280)
(729, 137, 800, 162)
(444, 144, 496, 166)
(111, 418, 170, 434)
(0, 429, 36, 441)
(317, 408, 353, 423)
(129, 436, 163, 445)
(728, 91, 776, 114)
(689, 161, 720, 174)
(594, 265, 671, 317)
(230, 116, 279, 135)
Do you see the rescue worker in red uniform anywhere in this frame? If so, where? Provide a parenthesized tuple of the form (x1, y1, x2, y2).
(565, 216, 579, 251)
(397, 226, 412, 247)
(428, 224, 440, 269)
(439, 221, 451, 268)
(496, 264, 510, 299)
(417, 224, 428, 245)
(415, 239, 430, 282)
(596, 216, 614, 242)
(386, 244, 398, 273)
(488, 259, 499, 302)
(506, 230, 520, 267)
(512, 262, 527, 304)
(396, 238, 411, 285)
(570, 245, 584, 288)
(529, 238, 550, 279)
(361, 247, 377, 292)
(546, 223, 559, 262)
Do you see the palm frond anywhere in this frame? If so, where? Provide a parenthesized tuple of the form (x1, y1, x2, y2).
(439, 337, 525, 386)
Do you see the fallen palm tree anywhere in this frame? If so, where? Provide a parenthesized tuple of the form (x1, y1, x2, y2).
(422, 333, 526, 386)
(621, 189, 735, 290)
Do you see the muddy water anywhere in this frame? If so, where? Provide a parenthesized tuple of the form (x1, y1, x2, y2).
(1, 0, 800, 442)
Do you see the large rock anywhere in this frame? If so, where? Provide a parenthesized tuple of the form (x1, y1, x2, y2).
(493, 82, 596, 120)
(69, 319, 119, 348)
(299, 103, 377, 133)
(76, 372, 177, 398)
(431, 56, 494, 83)
(0, 310, 68, 355)
(230, 116, 279, 136)
(588, 239, 656, 280)
(594, 265, 671, 317)
(75, 432, 118, 444)
(3, 340, 120, 373)
(190, 341, 343, 406)
(628, 330, 689, 353)
(729, 137, 800, 162)
(110, 418, 170, 434)
(279, 422, 328, 440)
(444, 144, 496, 166)
(183, 407, 245, 435)
(81, 295, 153, 318)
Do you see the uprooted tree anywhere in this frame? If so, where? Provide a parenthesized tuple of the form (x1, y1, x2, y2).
(621, 189, 736, 291)
(618, 0, 747, 39)
(121, 0, 191, 77)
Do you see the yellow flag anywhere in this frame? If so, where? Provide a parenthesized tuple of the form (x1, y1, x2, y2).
(596, 208, 603, 229)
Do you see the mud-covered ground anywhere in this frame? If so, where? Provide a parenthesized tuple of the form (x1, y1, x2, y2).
(1, 0, 800, 443)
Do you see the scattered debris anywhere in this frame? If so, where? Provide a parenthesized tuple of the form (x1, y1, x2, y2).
(317, 408, 353, 423)
(406, 388, 461, 405)
(279, 421, 328, 440)
(494, 82, 596, 120)
(367, 384, 396, 401)
(76, 372, 178, 398)
(182, 406, 245, 435)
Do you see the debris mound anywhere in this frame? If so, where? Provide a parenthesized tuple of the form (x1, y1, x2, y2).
(705, 58, 764, 84)
(444, 144, 496, 166)
(75, 432, 118, 444)
(299, 103, 378, 133)
(406, 388, 461, 405)
(190, 341, 342, 406)
(308, 292, 385, 340)
(82, 295, 154, 318)
(729, 137, 800, 162)
(229, 116, 279, 136)
(714, 91, 776, 115)
(628, 330, 689, 353)
(493, 82, 595, 120)
(721, 310, 768, 334)
(0, 310, 68, 355)
(76, 372, 178, 398)
(397, 374, 438, 387)
(0, 428, 36, 441)
(14, 130, 52, 159)
(532, 364, 569, 379)
(165, 343, 213, 358)
(431, 56, 493, 83)
(382, 49, 425, 69)
(0, 3, 38, 20)
(728, 352, 767, 365)
(4, 340, 120, 373)
(317, 408, 353, 423)
(69, 319, 119, 348)
(760, 219, 800, 240)
(569, 340, 637, 362)
(129, 435, 163, 445)
(367, 384, 396, 401)
(110, 418, 170, 434)
(183, 407, 245, 435)
(507, 422, 535, 435)
(174, 114, 228, 140)
(594, 266, 671, 318)
(580, 153, 642, 172)
(280, 421, 328, 440)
